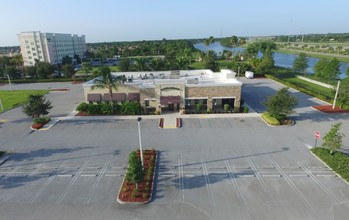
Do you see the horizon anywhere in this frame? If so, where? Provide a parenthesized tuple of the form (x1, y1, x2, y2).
(1, 0, 349, 47)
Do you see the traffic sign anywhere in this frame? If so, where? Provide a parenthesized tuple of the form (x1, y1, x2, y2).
(315, 131, 320, 139)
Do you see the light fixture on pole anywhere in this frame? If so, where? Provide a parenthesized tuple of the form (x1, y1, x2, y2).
(7, 75, 12, 91)
(137, 117, 144, 168)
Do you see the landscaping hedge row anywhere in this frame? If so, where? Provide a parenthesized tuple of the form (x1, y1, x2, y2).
(311, 147, 349, 183)
(76, 102, 143, 115)
(261, 112, 280, 126)
(265, 74, 333, 103)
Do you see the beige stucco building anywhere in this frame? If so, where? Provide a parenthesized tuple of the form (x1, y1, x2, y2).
(18, 31, 86, 66)
(82, 69, 243, 113)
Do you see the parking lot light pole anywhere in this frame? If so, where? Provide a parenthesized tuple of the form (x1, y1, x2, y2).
(137, 117, 144, 167)
(7, 75, 13, 91)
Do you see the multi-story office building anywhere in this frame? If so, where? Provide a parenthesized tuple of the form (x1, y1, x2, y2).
(17, 31, 86, 66)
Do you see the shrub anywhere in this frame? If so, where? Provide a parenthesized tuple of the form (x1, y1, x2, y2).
(34, 116, 50, 124)
(243, 106, 249, 113)
(87, 103, 101, 115)
(101, 103, 114, 115)
(120, 102, 142, 115)
(76, 102, 89, 112)
(224, 104, 230, 112)
(261, 112, 280, 125)
(196, 103, 203, 112)
(311, 147, 349, 182)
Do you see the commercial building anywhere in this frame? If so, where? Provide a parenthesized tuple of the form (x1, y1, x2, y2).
(82, 69, 242, 113)
(17, 31, 86, 66)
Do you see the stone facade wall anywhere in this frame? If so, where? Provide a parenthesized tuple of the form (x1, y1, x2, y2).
(185, 86, 241, 109)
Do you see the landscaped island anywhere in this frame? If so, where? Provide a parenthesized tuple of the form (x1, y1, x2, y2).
(117, 149, 157, 204)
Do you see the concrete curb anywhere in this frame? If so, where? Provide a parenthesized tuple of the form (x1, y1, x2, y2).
(117, 150, 158, 205)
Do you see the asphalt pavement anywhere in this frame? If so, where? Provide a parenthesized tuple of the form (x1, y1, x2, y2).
(0, 79, 348, 220)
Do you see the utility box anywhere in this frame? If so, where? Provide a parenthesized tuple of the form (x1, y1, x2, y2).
(245, 71, 254, 79)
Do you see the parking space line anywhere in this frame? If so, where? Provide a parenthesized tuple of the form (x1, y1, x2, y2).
(247, 159, 279, 206)
(0, 161, 26, 202)
(297, 161, 341, 205)
(29, 162, 67, 204)
(56, 161, 88, 204)
(223, 157, 247, 205)
(201, 152, 215, 207)
(178, 153, 184, 202)
(1, 165, 41, 204)
(84, 160, 109, 204)
(272, 160, 311, 207)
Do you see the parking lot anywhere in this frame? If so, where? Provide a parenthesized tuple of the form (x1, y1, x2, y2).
(0, 79, 349, 219)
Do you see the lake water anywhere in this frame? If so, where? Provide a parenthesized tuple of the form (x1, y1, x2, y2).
(194, 42, 348, 79)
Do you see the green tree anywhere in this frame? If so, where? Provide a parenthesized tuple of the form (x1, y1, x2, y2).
(24, 66, 37, 78)
(61, 56, 72, 65)
(322, 122, 345, 154)
(36, 61, 54, 79)
(22, 95, 52, 120)
(91, 66, 122, 101)
(293, 53, 309, 75)
(61, 64, 75, 78)
(81, 62, 92, 79)
(204, 36, 215, 46)
(127, 151, 144, 189)
(5, 65, 21, 79)
(315, 58, 341, 81)
(264, 87, 298, 121)
(119, 58, 131, 72)
(255, 49, 274, 75)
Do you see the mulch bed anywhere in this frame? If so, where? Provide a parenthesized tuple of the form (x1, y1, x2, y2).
(118, 149, 157, 203)
(50, 88, 70, 91)
(75, 112, 90, 116)
(313, 105, 349, 113)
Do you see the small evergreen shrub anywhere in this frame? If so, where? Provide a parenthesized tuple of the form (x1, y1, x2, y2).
(261, 112, 280, 125)
(76, 102, 89, 112)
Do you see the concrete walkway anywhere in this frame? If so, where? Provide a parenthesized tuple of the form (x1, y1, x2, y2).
(162, 112, 180, 129)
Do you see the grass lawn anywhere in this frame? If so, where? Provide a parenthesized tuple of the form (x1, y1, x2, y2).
(76, 66, 120, 74)
(284, 76, 334, 97)
(276, 48, 349, 63)
(0, 90, 49, 112)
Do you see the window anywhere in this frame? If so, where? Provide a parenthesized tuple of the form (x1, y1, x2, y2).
(27, 51, 31, 54)
(194, 99, 199, 104)
(31, 42, 34, 45)
(145, 100, 150, 107)
(39, 56, 42, 59)
(28, 56, 32, 59)
(32, 48, 35, 51)
(33, 53, 36, 56)
(203, 99, 207, 105)
(25, 40, 28, 43)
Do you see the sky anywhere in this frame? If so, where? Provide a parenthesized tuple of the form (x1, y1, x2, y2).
(1, 0, 349, 46)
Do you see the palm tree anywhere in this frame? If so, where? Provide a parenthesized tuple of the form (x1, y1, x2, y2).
(134, 58, 147, 71)
(91, 66, 123, 101)
(204, 36, 215, 46)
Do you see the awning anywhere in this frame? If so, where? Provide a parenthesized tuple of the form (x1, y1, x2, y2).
(128, 93, 140, 101)
(103, 93, 126, 101)
(87, 94, 102, 102)
(160, 96, 181, 104)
